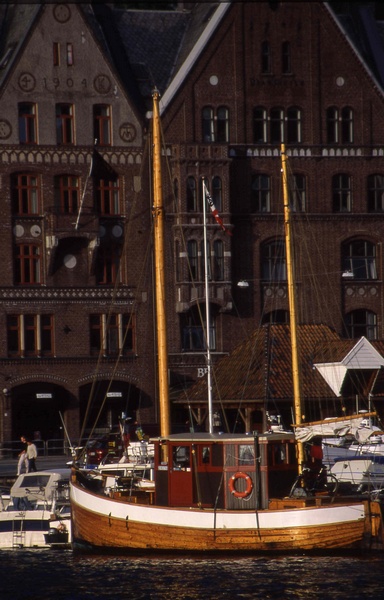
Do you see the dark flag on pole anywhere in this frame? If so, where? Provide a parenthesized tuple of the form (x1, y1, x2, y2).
(203, 180, 232, 236)
(90, 148, 118, 181)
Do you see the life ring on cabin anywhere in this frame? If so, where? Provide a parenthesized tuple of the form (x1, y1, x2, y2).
(228, 472, 253, 499)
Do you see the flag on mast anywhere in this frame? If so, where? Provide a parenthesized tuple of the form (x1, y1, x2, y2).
(203, 180, 232, 236)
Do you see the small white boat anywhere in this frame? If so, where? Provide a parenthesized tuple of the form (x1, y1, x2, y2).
(0, 470, 71, 549)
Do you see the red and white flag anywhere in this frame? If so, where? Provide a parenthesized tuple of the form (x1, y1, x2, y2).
(203, 181, 232, 236)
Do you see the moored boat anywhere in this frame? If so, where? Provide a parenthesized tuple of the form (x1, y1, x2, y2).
(70, 93, 384, 554)
(0, 469, 71, 549)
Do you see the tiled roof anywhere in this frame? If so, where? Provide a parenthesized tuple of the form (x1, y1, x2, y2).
(183, 324, 358, 404)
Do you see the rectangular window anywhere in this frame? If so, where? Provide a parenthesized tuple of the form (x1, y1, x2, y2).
(54, 175, 79, 214)
(18, 103, 37, 144)
(202, 107, 214, 143)
(96, 179, 120, 215)
(253, 107, 267, 143)
(56, 103, 74, 144)
(53, 42, 60, 66)
(332, 174, 351, 212)
(12, 174, 40, 214)
(15, 244, 41, 285)
(66, 43, 74, 66)
(251, 174, 271, 213)
(96, 245, 121, 285)
(217, 107, 229, 143)
(7, 314, 54, 357)
(93, 105, 111, 146)
(90, 313, 135, 356)
(270, 108, 284, 144)
(290, 174, 306, 211)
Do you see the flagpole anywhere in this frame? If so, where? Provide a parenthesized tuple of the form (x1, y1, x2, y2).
(202, 179, 214, 434)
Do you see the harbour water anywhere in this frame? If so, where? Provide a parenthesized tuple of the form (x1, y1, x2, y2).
(1, 550, 384, 599)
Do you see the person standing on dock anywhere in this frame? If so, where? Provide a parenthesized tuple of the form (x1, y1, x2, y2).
(17, 435, 28, 475)
(26, 439, 38, 472)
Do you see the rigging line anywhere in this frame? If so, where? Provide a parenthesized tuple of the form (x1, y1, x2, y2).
(74, 144, 94, 230)
(78, 137, 151, 444)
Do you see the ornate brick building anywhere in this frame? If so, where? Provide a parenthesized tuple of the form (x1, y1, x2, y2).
(1, 2, 384, 446)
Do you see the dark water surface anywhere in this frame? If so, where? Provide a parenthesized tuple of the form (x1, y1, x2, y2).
(1, 550, 384, 599)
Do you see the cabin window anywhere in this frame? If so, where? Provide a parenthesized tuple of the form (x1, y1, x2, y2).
(172, 446, 190, 470)
(12, 173, 40, 214)
(200, 446, 211, 465)
(341, 240, 377, 280)
(90, 313, 135, 356)
(332, 174, 351, 212)
(251, 174, 271, 213)
(93, 105, 111, 146)
(15, 244, 41, 285)
(7, 314, 54, 357)
(367, 174, 384, 212)
(261, 240, 286, 281)
(18, 103, 37, 144)
(54, 175, 79, 214)
(345, 309, 377, 340)
(239, 445, 255, 466)
(56, 103, 74, 144)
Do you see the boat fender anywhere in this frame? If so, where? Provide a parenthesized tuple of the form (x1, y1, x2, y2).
(229, 472, 253, 499)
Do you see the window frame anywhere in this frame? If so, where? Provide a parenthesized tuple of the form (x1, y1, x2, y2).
(7, 314, 54, 357)
(251, 174, 271, 213)
(93, 104, 111, 146)
(56, 103, 74, 145)
(15, 243, 41, 285)
(341, 240, 377, 280)
(96, 244, 121, 285)
(18, 102, 37, 144)
(54, 174, 79, 214)
(261, 239, 287, 282)
(96, 179, 120, 215)
(253, 107, 268, 143)
(12, 173, 40, 215)
(345, 309, 377, 340)
(90, 313, 135, 357)
(367, 174, 384, 212)
(332, 174, 352, 212)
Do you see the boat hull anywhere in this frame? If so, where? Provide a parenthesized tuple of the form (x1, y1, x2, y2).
(71, 482, 381, 552)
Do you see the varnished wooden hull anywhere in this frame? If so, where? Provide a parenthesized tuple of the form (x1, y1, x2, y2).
(71, 481, 383, 552)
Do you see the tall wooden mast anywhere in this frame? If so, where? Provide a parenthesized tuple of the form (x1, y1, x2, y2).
(152, 90, 171, 450)
(281, 144, 305, 470)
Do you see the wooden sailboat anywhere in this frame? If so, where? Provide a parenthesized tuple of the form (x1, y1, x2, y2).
(70, 98, 384, 553)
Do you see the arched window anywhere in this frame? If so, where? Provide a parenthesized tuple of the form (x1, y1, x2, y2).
(181, 306, 216, 351)
(186, 176, 197, 212)
(341, 240, 377, 280)
(253, 107, 267, 143)
(290, 173, 306, 211)
(212, 176, 222, 212)
(332, 174, 351, 212)
(326, 107, 338, 143)
(270, 108, 284, 143)
(341, 107, 353, 143)
(282, 41, 291, 74)
(187, 240, 198, 281)
(367, 174, 384, 212)
(286, 107, 301, 143)
(261, 40, 271, 73)
(345, 310, 377, 340)
(202, 107, 214, 142)
(217, 107, 229, 142)
(213, 239, 224, 281)
(251, 174, 271, 213)
(261, 240, 286, 281)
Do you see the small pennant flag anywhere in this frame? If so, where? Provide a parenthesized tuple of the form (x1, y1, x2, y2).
(203, 180, 232, 236)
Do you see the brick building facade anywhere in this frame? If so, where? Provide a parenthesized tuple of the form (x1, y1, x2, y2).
(1, 2, 384, 446)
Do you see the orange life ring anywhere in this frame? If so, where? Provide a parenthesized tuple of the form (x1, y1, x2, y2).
(229, 471, 253, 499)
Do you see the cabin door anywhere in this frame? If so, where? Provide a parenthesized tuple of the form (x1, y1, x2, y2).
(169, 445, 193, 506)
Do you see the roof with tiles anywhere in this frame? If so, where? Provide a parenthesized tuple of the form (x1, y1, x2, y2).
(183, 324, 347, 404)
